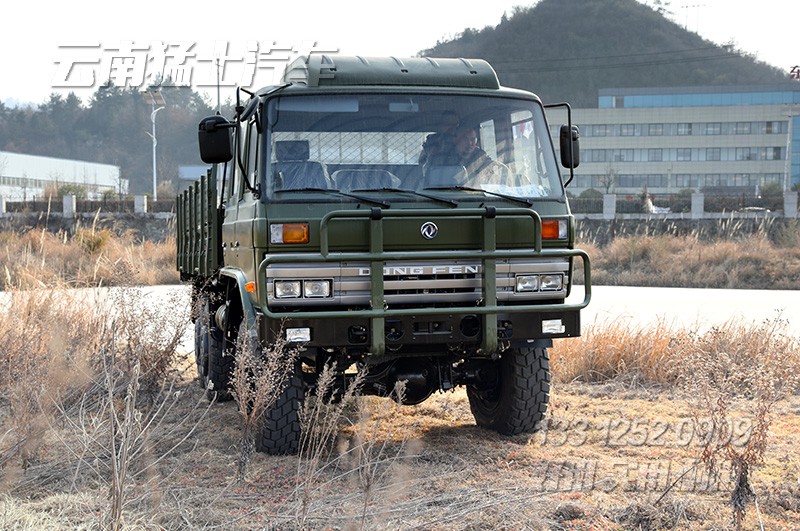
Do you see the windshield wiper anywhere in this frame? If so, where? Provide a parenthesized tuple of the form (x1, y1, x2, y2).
(351, 187, 458, 207)
(423, 185, 532, 206)
(274, 187, 390, 208)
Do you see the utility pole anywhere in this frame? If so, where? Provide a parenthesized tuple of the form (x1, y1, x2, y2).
(142, 87, 166, 202)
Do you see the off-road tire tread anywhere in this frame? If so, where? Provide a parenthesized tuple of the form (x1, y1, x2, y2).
(194, 315, 209, 389)
(255, 369, 303, 455)
(467, 347, 550, 435)
(205, 314, 234, 402)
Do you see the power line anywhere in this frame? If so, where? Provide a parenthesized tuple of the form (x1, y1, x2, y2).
(494, 52, 739, 74)
(488, 45, 728, 66)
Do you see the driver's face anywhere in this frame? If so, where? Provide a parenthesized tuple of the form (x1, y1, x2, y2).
(455, 128, 478, 158)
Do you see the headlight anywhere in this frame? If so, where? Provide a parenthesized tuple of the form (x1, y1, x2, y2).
(540, 274, 564, 291)
(515, 275, 540, 292)
(274, 280, 302, 298)
(304, 279, 332, 298)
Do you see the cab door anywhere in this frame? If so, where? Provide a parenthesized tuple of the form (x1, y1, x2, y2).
(234, 118, 261, 281)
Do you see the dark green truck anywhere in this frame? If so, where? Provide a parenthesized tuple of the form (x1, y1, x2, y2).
(177, 55, 591, 454)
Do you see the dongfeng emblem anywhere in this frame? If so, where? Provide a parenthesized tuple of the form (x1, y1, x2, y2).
(420, 221, 438, 239)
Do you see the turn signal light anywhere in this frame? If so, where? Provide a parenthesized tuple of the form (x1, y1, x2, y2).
(270, 223, 309, 244)
(542, 219, 567, 240)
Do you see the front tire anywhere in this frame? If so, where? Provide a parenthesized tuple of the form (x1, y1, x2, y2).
(255, 361, 303, 455)
(467, 347, 550, 435)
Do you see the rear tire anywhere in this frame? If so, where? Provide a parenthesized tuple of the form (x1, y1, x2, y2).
(205, 301, 234, 402)
(467, 347, 550, 435)
(193, 299, 210, 389)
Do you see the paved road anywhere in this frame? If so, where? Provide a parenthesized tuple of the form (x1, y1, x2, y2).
(568, 285, 799, 335)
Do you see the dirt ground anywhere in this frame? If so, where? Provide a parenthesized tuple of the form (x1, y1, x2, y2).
(3, 366, 799, 531)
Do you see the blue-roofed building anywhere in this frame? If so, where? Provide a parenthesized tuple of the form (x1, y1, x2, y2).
(566, 83, 800, 196)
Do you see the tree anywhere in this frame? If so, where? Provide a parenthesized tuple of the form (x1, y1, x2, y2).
(57, 184, 88, 200)
(600, 164, 617, 193)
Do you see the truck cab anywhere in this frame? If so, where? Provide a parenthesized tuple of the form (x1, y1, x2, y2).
(178, 55, 590, 454)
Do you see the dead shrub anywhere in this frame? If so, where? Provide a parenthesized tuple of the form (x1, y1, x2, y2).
(103, 287, 189, 394)
(0, 284, 206, 529)
(0, 288, 105, 471)
(293, 367, 417, 529)
(294, 362, 365, 526)
(230, 325, 299, 479)
(680, 318, 800, 530)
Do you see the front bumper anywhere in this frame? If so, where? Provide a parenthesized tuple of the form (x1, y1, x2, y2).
(263, 307, 581, 353)
(257, 207, 591, 355)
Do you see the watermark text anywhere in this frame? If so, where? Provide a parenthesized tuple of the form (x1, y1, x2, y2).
(51, 41, 338, 91)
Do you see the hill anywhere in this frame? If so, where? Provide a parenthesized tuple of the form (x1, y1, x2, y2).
(420, 0, 788, 107)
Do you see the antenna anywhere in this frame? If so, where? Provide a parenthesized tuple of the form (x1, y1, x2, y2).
(216, 58, 221, 114)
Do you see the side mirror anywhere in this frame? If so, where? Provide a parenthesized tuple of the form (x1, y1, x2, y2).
(559, 124, 580, 169)
(198, 116, 233, 164)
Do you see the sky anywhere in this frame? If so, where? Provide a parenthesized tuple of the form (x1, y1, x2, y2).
(1, 0, 797, 106)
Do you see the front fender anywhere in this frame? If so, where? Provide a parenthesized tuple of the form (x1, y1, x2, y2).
(219, 267, 258, 329)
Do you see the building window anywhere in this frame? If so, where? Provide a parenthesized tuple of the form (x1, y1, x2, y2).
(677, 123, 692, 136)
(732, 174, 751, 186)
(648, 123, 663, 136)
(618, 175, 634, 187)
(614, 149, 634, 162)
(735, 122, 751, 134)
(762, 147, 784, 160)
(705, 123, 721, 135)
(677, 148, 692, 161)
(648, 149, 663, 162)
(735, 148, 757, 161)
(706, 148, 721, 161)
(647, 174, 666, 187)
(590, 150, 607, 163)
(620, 124, 636, 136)
(593, 125, 608, 137)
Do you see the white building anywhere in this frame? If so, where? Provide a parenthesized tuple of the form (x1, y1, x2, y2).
(0, 151, 125, 200)
(561, 84, 800, 196)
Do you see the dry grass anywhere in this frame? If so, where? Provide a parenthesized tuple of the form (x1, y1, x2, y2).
(0, 285, 196, 529)
(550, 318, 800, 389)
(0, 219, 799, 527)
(580, 220, 800, 289)
(0, 228, 178, 290)
(0, 287, 796, 529)
(549, 318, 800, 528)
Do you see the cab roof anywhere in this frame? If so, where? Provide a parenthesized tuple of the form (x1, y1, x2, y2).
(281, 55, 501, 90)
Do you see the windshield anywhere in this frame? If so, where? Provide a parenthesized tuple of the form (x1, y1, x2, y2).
(263, 93, 564, 201)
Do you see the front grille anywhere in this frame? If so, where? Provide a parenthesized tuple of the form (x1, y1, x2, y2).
(265, 258, 569, 307)
(384, 271, 480, 296)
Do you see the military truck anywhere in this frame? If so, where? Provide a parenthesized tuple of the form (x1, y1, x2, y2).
(177, 55, 591, 454)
